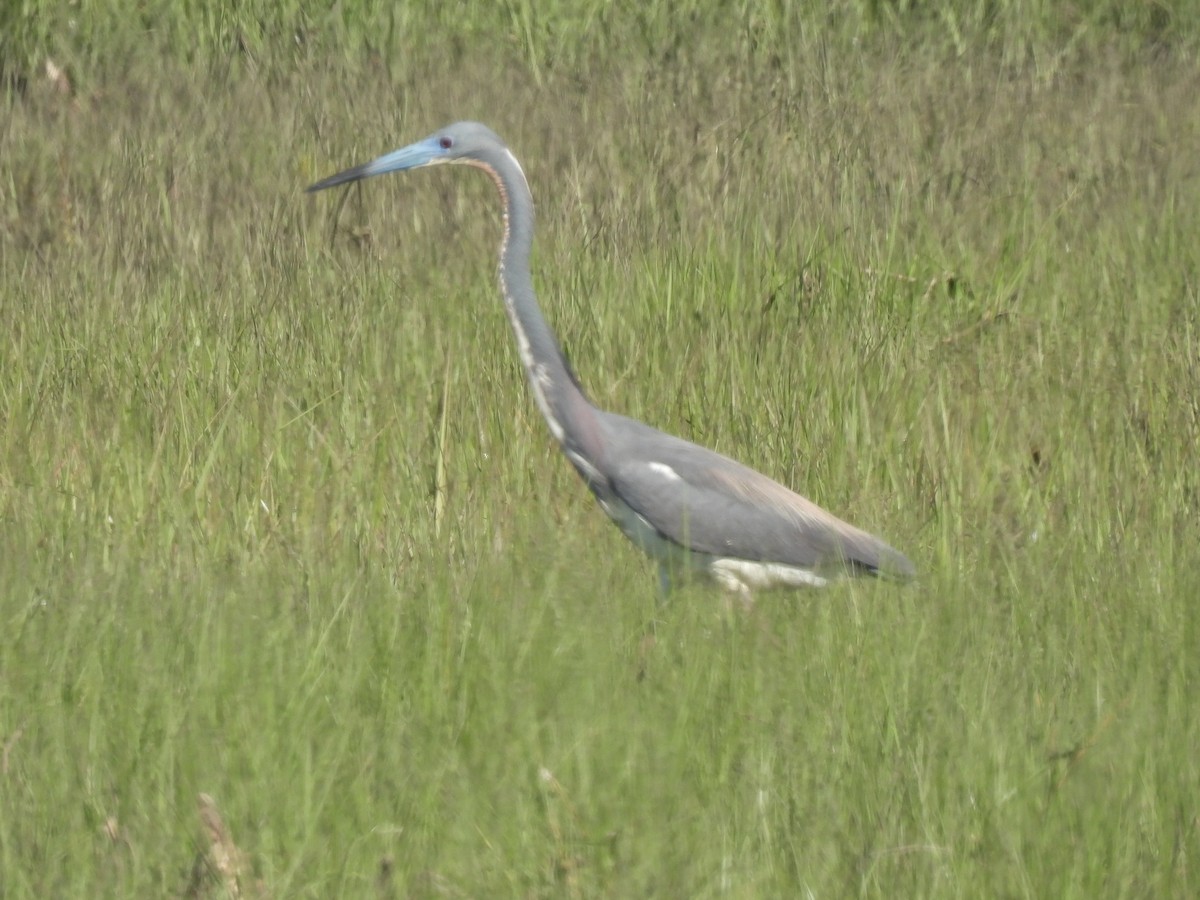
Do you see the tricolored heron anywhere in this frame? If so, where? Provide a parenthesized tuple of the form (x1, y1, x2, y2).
(308, 122, 914, 597)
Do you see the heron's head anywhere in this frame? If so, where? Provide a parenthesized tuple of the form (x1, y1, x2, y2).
(307, 121, 509, 193)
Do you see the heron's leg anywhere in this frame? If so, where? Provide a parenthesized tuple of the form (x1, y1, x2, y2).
(658, 563, 673, 599)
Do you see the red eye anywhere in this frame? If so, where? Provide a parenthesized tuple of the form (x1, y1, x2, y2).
(439, 136, 453, 149)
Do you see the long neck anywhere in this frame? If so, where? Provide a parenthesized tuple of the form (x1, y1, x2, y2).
(476, 151, 607, 478)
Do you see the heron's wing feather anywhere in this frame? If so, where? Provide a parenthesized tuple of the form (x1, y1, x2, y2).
(601, 414, 914, 578)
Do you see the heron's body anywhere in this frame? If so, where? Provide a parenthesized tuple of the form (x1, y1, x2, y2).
(309, 122, 914, 597)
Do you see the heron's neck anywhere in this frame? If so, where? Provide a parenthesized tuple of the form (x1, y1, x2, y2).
(487, 156, 602, 468)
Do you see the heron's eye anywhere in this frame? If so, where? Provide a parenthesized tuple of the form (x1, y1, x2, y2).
(439, 136, 453, 149)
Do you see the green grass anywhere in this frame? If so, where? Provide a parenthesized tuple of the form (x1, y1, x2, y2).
(2, 3, 1199, 895)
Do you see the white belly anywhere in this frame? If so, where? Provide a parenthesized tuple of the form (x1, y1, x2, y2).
(598, 496, 828, 595)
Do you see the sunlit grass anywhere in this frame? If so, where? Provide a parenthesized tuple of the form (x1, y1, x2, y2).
(1, 3, 1198, 895)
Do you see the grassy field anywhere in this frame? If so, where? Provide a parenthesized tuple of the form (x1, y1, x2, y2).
(2, 2, 1199, 895)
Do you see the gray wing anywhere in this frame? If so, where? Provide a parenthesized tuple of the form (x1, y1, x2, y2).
(599, 412, 915, 579)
